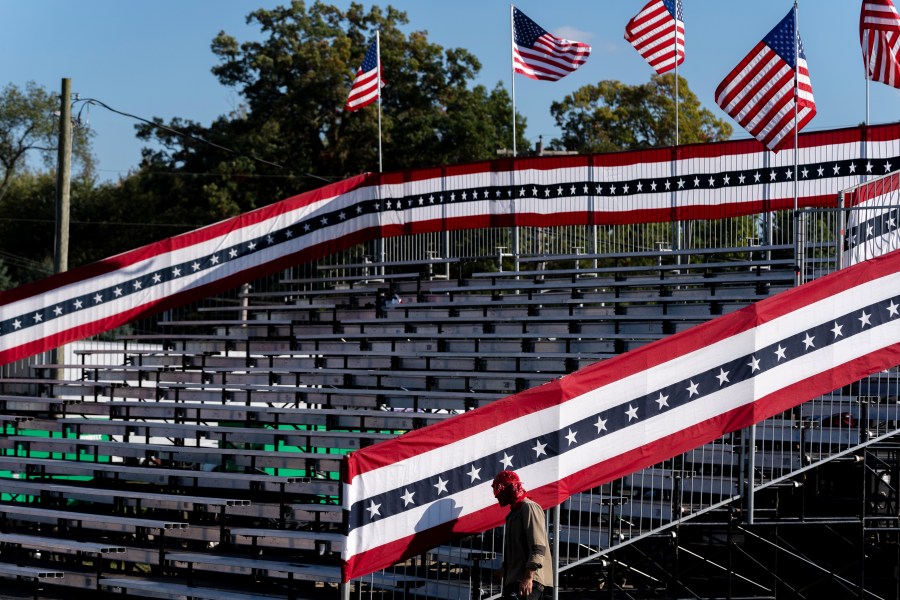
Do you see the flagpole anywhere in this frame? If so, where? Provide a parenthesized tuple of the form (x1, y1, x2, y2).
(376, 30, 383, 173)
(674, 34, 679, 148)
(673, 10, 681, 256)
(793, 1, 799, 214)
(863, 27, 870, 191)
(793, 0, 802, 289)
(865, 30, 870, 126)
(674, 69, 679, 147)
(376, 30, 385, 273)
(510, 3, 517, 157)
(509, 3, 520, 271)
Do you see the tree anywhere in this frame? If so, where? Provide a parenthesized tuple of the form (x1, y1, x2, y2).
(0, 83, 97, 286)
(131, 1, 526, 224)
(0, 172, 62, 284)
(0, 258, 15, 291)
(0, 166, 131, 286)
(549, 74, 740, 263)
(0, 81, 94, 202)
(549, 73, 731, 153)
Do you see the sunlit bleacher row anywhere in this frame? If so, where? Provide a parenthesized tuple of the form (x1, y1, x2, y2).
(1, 245, 897, 599)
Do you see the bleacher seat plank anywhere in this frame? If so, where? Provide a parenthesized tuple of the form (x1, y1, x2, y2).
(3, 436, 349, 479)
(39, 400, 445, 435)
(513, 244, 792, 264)
(0, 503, 189, 533)
(99, 577, 287, 600)
(229, 528, 344, 552)
(0, 479, 250, 511)
(34, 417, 400, 448)
(0, 563, 65, 579)
(0, 456, 307, 494)
(165, 551, 341, 582)
(0, 532, 126, 555)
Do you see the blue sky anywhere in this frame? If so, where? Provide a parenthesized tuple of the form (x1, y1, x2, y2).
(2, 1, 898, 182)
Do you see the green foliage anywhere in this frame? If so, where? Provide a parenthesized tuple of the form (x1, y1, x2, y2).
(549, 73, 732, 153)
(0, 169, 173, 286)
(131, 0, 525, 225)
(0, 81, 95, 201)
(547, 74, 736, 257)
(1, 4, 746, 287)
(69, 173, 200, 266)
(0, 2, 530, 283)
(0, 82, 99, 285)
(0, 258, 14, 290)
(0, 172, 57, 284)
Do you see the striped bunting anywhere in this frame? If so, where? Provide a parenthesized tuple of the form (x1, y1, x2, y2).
(844, 171, 900, 265)
(342, 248, 900, 581)
(2, 125, 900, 366)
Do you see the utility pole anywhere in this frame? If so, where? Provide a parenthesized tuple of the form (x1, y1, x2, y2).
(52, 78, 72, 376)
(54, 78, 72, 274)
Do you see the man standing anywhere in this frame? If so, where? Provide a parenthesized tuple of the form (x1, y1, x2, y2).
(492, 470, 553, 599)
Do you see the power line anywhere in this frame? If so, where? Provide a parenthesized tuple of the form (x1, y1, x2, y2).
(0, 216, 203, 229)
(96, 168, 342, 182)
(75, 98, 339, 184)
(0, 250, 53, 275)
(74, 97, 285, 170)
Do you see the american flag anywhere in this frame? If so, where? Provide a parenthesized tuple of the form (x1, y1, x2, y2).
(861, 0, 900, 88)
(512, 7, 591, 81)
(715, 9, 816, 153)
(625, 0, 685, 74)
(2, 124, 900, 367)
(345, 39, 382, 112)
(342, 248, 900, 581)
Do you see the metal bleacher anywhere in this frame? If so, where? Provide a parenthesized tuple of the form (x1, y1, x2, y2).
(1, 244, 898, 599)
